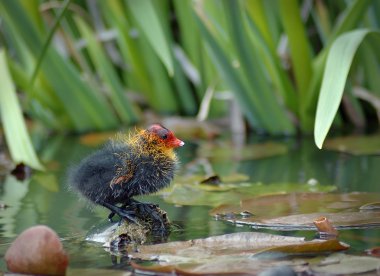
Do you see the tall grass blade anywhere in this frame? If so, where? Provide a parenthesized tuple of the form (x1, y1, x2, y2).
(127, 0, 174, 76)
(195, 16, 261, 130)
(279, 0, 313, 125)
(224, 1, 294, 134)
(0, 1, 119, 131)
(30, 0, 71, 86)
(314, 29, 377, 148)
(244, 7, 298, 115)
(0, 50, 44, 170)
(75, 17, 139, 124)
(304, 0, 373, 132)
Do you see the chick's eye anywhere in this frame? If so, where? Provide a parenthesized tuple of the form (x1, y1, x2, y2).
(161, 134, 168, 140)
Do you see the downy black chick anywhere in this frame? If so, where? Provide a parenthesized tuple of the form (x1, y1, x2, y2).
(69, 124, 184, 225)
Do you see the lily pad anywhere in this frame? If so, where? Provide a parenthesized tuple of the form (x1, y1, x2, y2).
(311, 253, 380, 274)
(324, 135, 380, 155)
(125, 232, 348, 275)
(211, 192, 380, 230)
(162, 181, 336, 206)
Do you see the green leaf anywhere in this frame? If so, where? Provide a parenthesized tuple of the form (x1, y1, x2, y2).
(75, 16, 139, 124)
(314, 29, 377, 149)
(195, 3, 295, 135)
(29, 0, 71, 86)
(279, 0, 313, 102)
(0, 49, 44, 170)
(127, 0, 174, 76)
(225, 1, 294, 134)
(305, 0, 373, 132)
(0, 1, 119, 132)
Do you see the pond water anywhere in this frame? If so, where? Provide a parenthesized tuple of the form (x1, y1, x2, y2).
(0, 134, 379, 273)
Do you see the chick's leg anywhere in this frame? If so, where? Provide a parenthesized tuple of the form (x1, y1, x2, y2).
(101, 202, 138, 224)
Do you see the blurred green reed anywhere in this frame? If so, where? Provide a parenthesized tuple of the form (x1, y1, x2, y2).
(0, 0, 379, 169)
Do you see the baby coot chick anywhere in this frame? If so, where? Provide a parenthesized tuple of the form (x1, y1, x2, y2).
(69, 124, 184, 226)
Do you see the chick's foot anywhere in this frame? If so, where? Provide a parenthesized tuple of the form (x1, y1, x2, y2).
(101, 202, 138, 224)
(126, 200, 167, 235)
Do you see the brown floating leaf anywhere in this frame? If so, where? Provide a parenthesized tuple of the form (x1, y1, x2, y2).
(262, 239, 349, 255)
(360, 202, 380, 210)
(132, 260, 299, 276)
(131, 232, 305, 258)
(311, 253, 380, 274)
(313, 217, 339, 238)
(131, 262, 177, 274)
(126, 232, 348, 275)
(67, 268, 131, 276)
(211, 192, 380, 230)
(260, 212, 380, 229)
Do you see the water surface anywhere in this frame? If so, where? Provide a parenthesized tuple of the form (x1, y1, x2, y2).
(0, 135, 379, 271)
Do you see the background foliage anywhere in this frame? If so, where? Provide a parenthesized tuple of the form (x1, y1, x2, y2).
(0, 0, 380, 169)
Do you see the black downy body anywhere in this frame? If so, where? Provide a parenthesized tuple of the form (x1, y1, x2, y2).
(69, 142, 176, 206)
(68, 124, 183, 227)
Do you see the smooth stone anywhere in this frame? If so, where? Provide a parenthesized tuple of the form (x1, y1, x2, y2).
(5, 225, 69, 275)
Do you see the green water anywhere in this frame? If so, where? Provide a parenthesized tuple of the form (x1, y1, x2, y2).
(0, 135, 380, 271)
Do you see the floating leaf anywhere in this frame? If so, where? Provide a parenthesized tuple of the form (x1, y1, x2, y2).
(126, 232, 348, 275)
(211, 192, 380, 230)
(127, 0, 174, 76)
(261, 212, 380, 230)
(163, 181, 336, 206)
(324, 135, 380, 155)
(311, 253, 380, 274)
(360, 202, 380, 210)
(67, 268, 127, 276)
